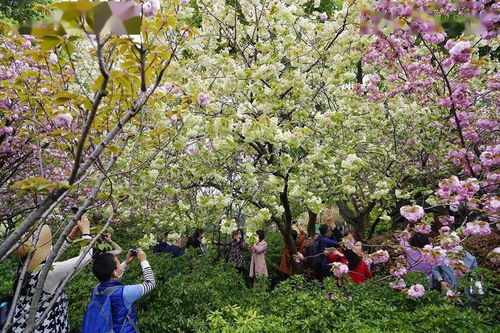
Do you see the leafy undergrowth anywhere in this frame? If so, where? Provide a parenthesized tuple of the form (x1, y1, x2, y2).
(66, 254, 498, 332)
(1, 232, 498, 333)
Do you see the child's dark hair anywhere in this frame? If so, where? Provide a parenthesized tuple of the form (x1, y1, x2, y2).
(256, 230, 265, 240)
(92, 252, 117, 282)
(409, 233, 430, 249)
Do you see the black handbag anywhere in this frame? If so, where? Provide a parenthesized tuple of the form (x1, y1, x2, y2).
(0, 295, 13, 330)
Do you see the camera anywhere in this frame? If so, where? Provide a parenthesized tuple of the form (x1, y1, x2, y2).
(129, 248, 138, 257)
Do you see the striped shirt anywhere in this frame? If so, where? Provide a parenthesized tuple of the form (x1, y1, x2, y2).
(121, 261, 156, 308)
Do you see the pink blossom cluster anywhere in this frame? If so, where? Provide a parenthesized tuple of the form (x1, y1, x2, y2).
(370, 249, 390, 264)
(413, 223, 431, 234)
(197, 92, 211, 107)
(164, 82, 181, 95)
(49, 53, 58, 65)
(340, 238, 355, 250)
(407, 284, 425, 298)
(421, 244, 447, 265)
(479, 145, 500, 167)
(142, 0, 160, 17)
(459, 63, 480, 78)
(400, 205, 424, 223)
(481, 194, 500, 222)
(435, 176, 480, 211)
(439, 226, 450, 235)
(487, 247, 500, 265)
(389, 278, 406, 290)
(389, 262, 407, 277)
(53, 113, 73, 127)
(330, 262, 349, 277)
(450, 83, 471, 109)
(447, 259, 470, 277)
(394, 230, 412, 244)
(362, 256, 373, 266)
(447, 41, 471, 63)
(445, 290, 460, 300)
(438, 215, 454, 226)
(438, 232, 461, 250)
(318, 12, 328, 21)
(463, 220, 491, 236)
(487, 72, 500, 90)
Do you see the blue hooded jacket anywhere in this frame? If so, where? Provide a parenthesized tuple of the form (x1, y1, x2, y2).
(97, 280, 137, 333)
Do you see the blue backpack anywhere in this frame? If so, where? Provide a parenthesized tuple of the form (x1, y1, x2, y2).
(81, 285, 138, 333)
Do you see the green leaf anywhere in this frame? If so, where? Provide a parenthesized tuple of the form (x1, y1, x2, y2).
(39, 35, 63, 52)
(53, 91, 78, 105)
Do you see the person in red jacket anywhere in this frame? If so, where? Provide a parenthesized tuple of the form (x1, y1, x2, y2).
(325, 248, 372, 284)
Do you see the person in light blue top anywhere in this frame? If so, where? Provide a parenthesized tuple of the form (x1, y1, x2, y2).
(90, 249, 156, 332)
(432, 250, 478, 300)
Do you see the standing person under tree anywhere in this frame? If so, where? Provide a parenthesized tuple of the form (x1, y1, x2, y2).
(215, 229, 247, 273)
(249, 230, 268, 285)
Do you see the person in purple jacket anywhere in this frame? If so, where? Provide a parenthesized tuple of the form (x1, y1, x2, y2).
(404, 233, 433, 283)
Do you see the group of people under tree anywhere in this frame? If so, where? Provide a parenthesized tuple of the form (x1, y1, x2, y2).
(279, 217, 373, 284)
(2, 209, 481, 333)
(278, 216, 480, 299)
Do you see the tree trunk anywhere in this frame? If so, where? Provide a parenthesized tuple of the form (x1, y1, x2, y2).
(336, 200, 375, 234)
(307, 209, 317, 237)
(278, 182, 303, 274)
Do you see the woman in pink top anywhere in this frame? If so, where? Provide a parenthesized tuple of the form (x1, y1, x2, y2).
(249, 230, 268, 279)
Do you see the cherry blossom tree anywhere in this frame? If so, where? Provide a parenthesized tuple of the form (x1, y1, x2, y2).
(0, 0, 192, 330)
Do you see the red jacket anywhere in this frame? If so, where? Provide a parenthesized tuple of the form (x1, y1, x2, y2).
(349, 260, 372, 284)
(326, 250, 372, 284)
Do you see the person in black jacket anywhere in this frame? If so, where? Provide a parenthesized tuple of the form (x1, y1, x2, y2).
(186, 229, 206, 255)
(152, 232, 185, 258)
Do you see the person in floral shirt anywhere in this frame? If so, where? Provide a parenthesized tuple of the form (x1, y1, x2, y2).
(216, 229, 247, 273)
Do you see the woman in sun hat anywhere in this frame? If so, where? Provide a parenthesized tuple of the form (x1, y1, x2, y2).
(11, 215, 93, 333)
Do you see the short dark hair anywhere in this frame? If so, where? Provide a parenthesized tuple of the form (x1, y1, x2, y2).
(409, 233, 430, 249)
(256, 230, 265, 240)
(319, 224, 330, 235)
(93, 252, 118, 283)
(291, 230, 298, 240)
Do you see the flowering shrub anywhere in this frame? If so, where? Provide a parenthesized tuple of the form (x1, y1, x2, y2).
(463, 233, 500, 274)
